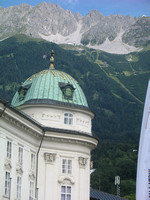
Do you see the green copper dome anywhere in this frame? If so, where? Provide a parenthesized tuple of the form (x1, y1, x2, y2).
(11, 68, 88, 109)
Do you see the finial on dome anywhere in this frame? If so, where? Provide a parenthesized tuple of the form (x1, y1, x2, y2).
(50, 50, 55, 69)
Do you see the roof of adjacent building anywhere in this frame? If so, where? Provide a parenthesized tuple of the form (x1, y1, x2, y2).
(11, 68, 88, 109)
(90, 188, 128, 200)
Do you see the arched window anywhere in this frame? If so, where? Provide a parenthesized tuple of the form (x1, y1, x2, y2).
(64, 113, 73, 125)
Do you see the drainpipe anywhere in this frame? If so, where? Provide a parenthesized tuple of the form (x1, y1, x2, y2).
(35, 129, 45, 200)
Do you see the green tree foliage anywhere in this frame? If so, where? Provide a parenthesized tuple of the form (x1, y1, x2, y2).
(91, 142, 138, 196)
(124, 193, 135, 200)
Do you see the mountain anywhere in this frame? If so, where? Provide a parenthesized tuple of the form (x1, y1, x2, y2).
(1, 34, 150, 198)
(0, 2, 150, 54)
(122, 16, 150, 47)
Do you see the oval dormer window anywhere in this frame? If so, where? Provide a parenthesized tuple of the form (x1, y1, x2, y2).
(64, 113, 73, 125)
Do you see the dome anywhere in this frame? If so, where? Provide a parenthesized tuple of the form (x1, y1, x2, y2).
(11, 51, 88, 110)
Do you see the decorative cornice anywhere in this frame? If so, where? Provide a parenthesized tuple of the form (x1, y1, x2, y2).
(2, 112, 41, 138)
(0, 98, 42, 129)
(23, 99, 90, 112)
(44, 126, 98, 140)
(44, 134, 96, 149)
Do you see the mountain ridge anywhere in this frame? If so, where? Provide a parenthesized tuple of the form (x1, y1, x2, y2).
(0, 2, 150, 54)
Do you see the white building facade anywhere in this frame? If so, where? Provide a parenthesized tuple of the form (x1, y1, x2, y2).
(0, 51, 98, 200)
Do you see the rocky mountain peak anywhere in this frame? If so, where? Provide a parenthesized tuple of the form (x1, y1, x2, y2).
(87, 9, 103, 17)
(0, 6, 4, 11)
(0, 2, 149, 54)
(122, 16, 150, 47)
(74, 12, 83, 21)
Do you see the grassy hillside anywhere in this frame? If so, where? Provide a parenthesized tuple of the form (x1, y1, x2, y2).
(1, 34, 150, 198)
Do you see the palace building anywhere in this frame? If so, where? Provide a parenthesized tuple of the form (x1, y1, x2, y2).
(0, 50, 98, 200)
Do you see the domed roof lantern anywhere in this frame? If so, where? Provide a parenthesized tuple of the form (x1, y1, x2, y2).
(50, 50, 55, 69)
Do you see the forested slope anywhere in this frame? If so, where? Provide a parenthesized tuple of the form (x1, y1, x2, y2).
(1, 34, 150, 198)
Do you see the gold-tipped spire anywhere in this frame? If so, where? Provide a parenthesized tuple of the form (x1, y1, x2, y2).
(50, 50, 55, 69)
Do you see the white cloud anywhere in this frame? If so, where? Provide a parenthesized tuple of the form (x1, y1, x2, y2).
(67, 0, 79, 3)
(59, 0, 79, 5)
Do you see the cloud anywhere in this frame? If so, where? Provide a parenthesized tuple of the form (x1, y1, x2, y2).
(59, 0, 79, 5)
(66, 0, 78, 3)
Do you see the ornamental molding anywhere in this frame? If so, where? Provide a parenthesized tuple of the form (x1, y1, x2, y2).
(76, 118, 90, 127)
(90, 161, 93, 169)
(4, 159, 12, 171)
(41, 113, 61, 122)
(16, 164, 23, 175)
(58, 177, 75, 185)
(29, 171, 35, 180)
(2, 113, 41, 138)
(78, 157, 88, 168)
(30, 113, 35, 118)
(44, 152, 57, 164)
(45, 135, 96, 149)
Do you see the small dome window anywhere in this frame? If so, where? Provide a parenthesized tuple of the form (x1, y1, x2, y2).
(59, 82, 75, 100)
(18, 83, 32, 101)
(64, 113, 73, 125)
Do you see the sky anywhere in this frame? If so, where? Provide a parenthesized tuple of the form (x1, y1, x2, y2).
(0, 0, 150, 17)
